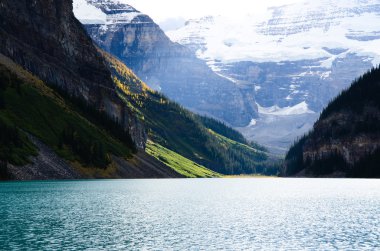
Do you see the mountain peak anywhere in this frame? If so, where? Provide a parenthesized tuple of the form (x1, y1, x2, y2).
(86, 0, 139, 15)
(73, 0, 152, 25)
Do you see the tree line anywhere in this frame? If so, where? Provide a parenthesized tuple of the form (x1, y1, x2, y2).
(49, 82, 137, 154)
(59, 125, 110, 168)
(285, 66, 380, 177)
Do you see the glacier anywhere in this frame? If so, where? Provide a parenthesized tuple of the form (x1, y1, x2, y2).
(168, 1, 380, 66)
(167, 0, 380, 153)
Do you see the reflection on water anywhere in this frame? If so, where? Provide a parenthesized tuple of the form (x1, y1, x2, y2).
(0, 179, 379, 250)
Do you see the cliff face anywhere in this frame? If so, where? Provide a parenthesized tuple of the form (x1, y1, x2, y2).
(285, 67, 380, 177)
(303, 111, 380, 164)
(0, 0, 146, 148)
(0, 0, 271, 180)
(74, 0, 258, 127)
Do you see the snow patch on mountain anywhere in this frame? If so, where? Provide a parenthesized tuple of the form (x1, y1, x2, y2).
(238, 112, 319, 154)
(73, 0, 147, 25)
(248, 119, 257, 126)
(73, 0, 107, 24)
(257, 101, 315, 116)
(240, 102, 319, 153)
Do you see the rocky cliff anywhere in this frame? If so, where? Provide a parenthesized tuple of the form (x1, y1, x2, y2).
(0, 0, 146, 148)
(73, 0, 258, 127)
(0, 0, 275, 180)
(285, 66, 380, 177)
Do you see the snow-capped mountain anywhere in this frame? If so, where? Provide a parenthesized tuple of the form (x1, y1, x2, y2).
(73, 0, 145, 24)
(73, 0, 258, 127)
(169, 0, 380, 64)
(168, 0, 380, 153)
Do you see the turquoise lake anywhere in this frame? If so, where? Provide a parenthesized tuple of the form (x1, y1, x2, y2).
(0, 179, 379, 250)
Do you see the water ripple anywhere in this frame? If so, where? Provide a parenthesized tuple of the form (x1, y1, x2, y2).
(0, 179, 379, 250)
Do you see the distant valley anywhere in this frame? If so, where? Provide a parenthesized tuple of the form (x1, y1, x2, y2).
(73, 0, 258, 127)
(0, 0, 379, 180)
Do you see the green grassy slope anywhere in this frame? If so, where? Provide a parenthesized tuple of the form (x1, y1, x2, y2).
(146, 141, 221, 178)
(197, 115, 268, 152)
(0, 58, 134, 171)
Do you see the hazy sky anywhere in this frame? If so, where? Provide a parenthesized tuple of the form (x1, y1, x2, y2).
(126, 0, 304, 23)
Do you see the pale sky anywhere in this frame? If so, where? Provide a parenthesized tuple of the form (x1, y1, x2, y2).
(126, 0, 304, 23)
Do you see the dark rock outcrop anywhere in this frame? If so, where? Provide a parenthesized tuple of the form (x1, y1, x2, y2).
(7, 135, 83, 181)
(285, 66, 380, 178)
(0, 0, 146, 148)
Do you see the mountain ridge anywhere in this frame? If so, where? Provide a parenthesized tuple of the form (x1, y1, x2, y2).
(0, 0, 275, 179)
(0, 0, 147, 149)
(73, 0, 259, 127)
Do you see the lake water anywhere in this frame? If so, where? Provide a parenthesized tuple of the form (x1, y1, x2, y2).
(0, 179, 379, 250)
